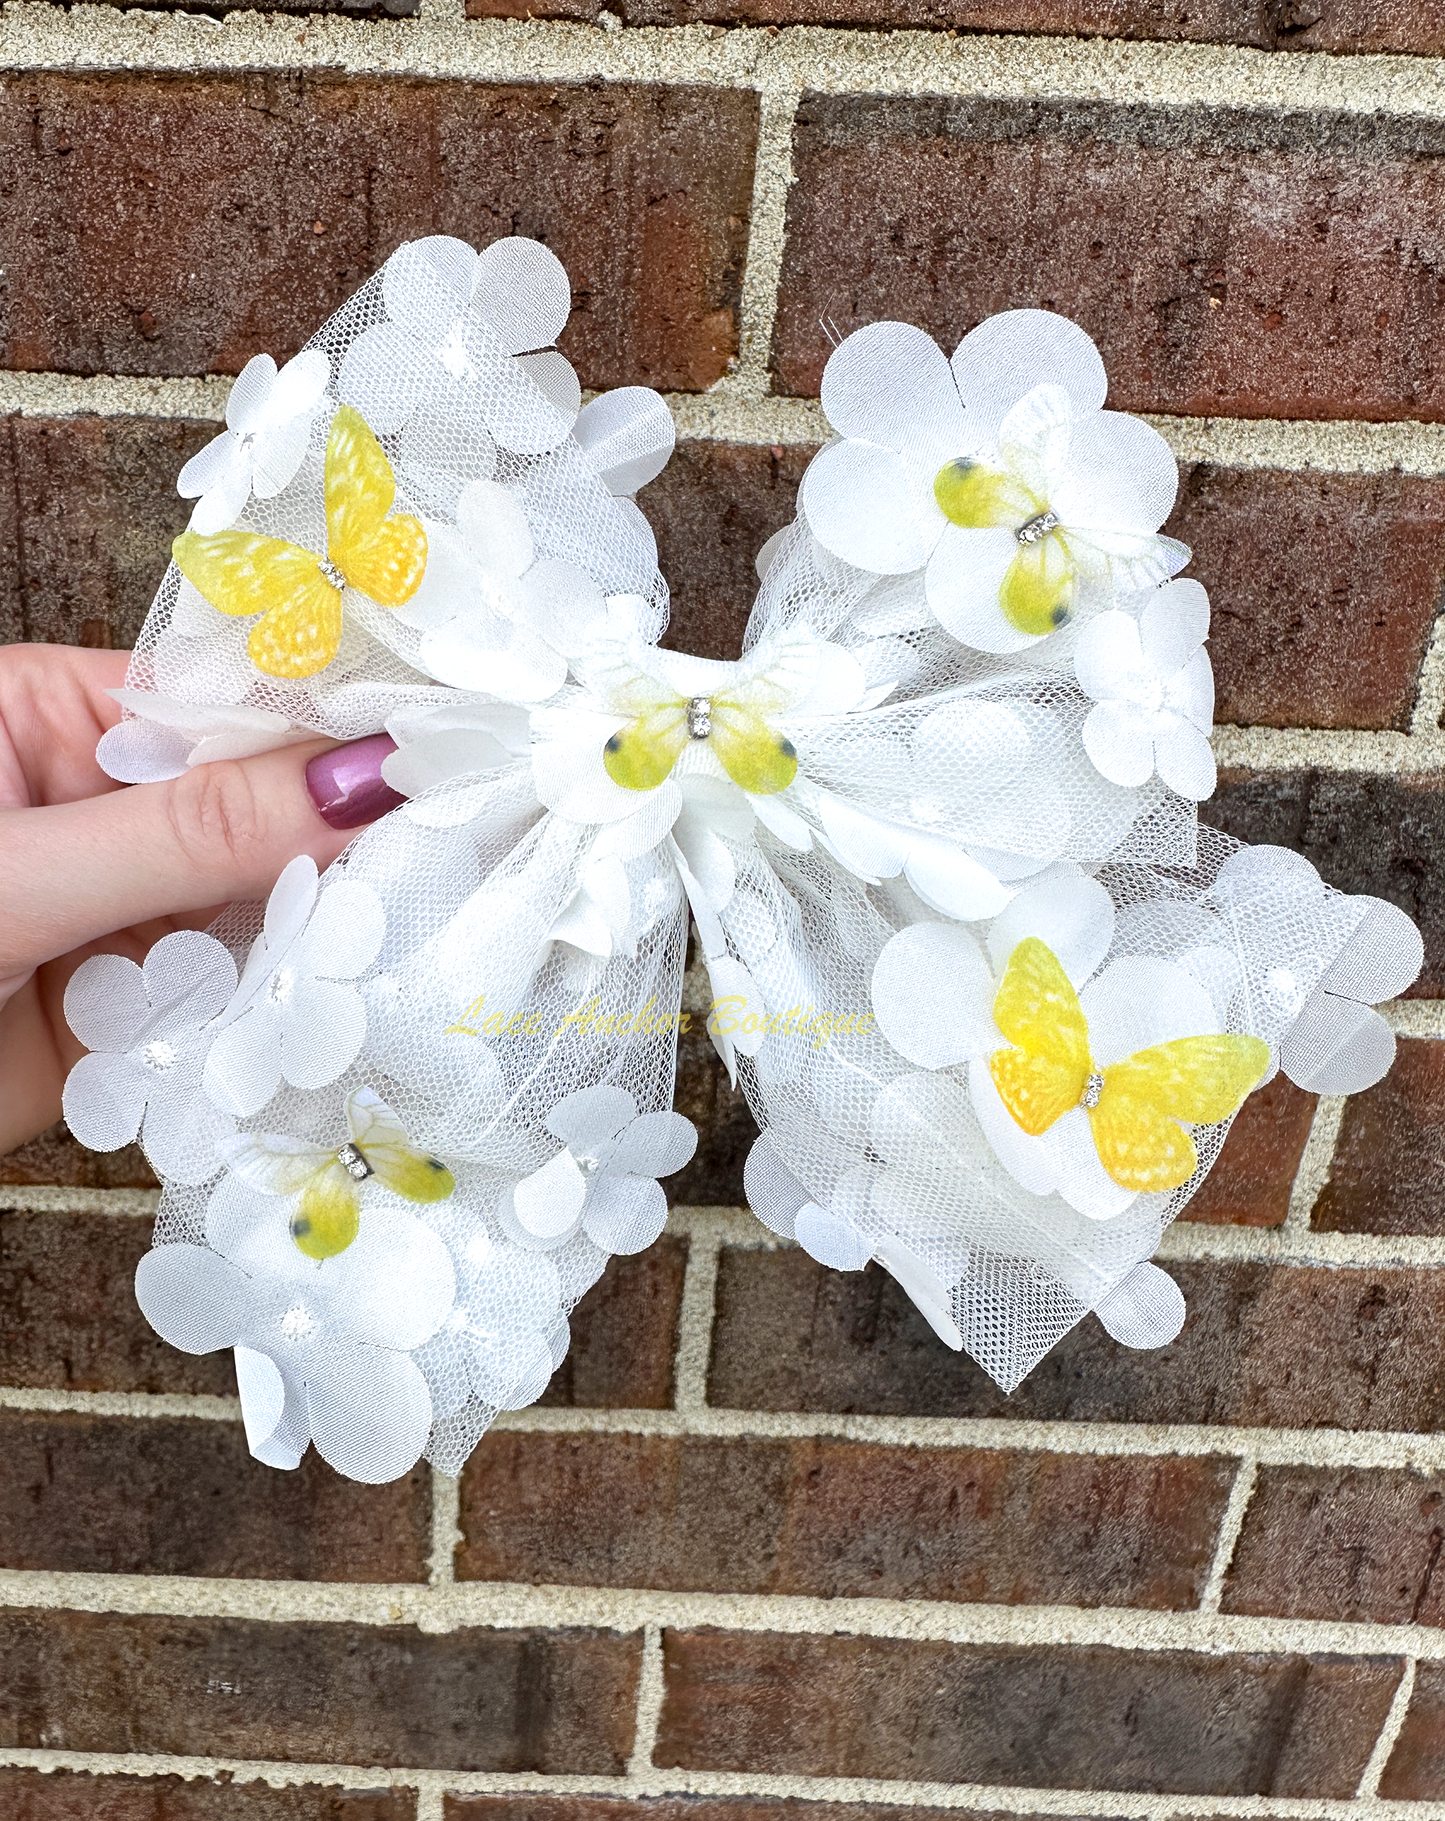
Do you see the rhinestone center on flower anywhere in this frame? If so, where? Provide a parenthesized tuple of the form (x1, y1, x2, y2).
(1079, 1071, 1105, 1109)
(318, 557, 347, 592)
(1016, 510, 1060, 547)
(140, 1039, 178, 1074)
(687, 696, 713, 739)
(336, 1142, 373, 1182)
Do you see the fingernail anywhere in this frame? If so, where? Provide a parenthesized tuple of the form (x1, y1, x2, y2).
(306, 734, 405, 831)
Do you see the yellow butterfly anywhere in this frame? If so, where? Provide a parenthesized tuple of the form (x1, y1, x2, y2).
(601, 657, 801, 797)
(988, 937, 1269, 1193)
(217, 1087, 455, 1260)
(173, 405, 427, 681)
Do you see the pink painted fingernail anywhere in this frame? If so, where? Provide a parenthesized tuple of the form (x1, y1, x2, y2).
(305, 734, 405, 831)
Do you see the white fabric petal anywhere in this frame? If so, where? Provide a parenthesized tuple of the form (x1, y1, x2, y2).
(143, 928, 238, 1027)
(904, 836, 1012, 922)
(456, 477, 535, 578)
(307, 1344, 434, 1484)
(338, 322, 425, 435)
(204, 1011, 283, 1119)
(187, 460, 252, 536)
(292, 881, 386, 982)
(1049, 1108, 1138, 1219)
(225, 353, 278, 434)
(280, 978, 367, 1091)
(515, 350, 582, 420)
(513, 1149, 589, 1244)
(263, 855, 319, 956)
(62, 1051, 149, 1151)
(206, 1174, 304, 1278)
(969, 1063, 1060, 1198)
(64, 953, 149, 1053)
(871, 923, 996, 1068)
(795, 1203, 873, 1271)
(333, 1214, 456, 1349)
(1081, 956, 1218, 1065)
(1073, 611, 1149, 703)
(801, 439, 941, 575)
(95, 718, 192, 783)
(572, 388, 676, 496)
(743, 1134, 811, 1240)
(925, 525, 1033, 653)
(1094, 1263, 1185, 1347)
(875, 1237, 964, 1349)
(548, 1085, 637, 1153)
(605, 1109, 698, 1179)
(384, 235, 475, 336)
(234, 1345, 291, 1461)
(820, 320, 967, 454)
(473, 236, 573, 353)
(134, 1244, 254, 1354)
(140, 1089, 234, 1187)
(1082, 701, 1156, 789)
(1318, 897, 1424, 1005)
(177, 430, 241, 501)
(262, 348, 329, 425)
(1052, 411, 1179, 537)
(582, 1173, 668, 1254)
(951, 309, 1108, 435)
(987, 872, 1115, 985)
(250, 416, 312, 500)
(1167, 647, 1216, 732)
(1280, 993, 1398, 1095)
(1154, 716, 1217, 801)
(1140, 580, 1210, 675)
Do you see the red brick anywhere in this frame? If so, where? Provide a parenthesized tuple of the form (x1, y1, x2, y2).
(447, 1800, 1107, 1821)
(458, 1431, 1231, 1607)
(0, 1120, 157, 1187)
(1223, 1464, 1445, 1626)
(1382, 1662, 1445, 1795)
(0, 1411, 431, 1581)
(0, 74, 757, 392)
(1312, 1039, 1445, 1235)
(539, 1236, 687, 1410)
(0, 1769, 414, 1821)
(708, 1249, 1445, 1431)
(649, 441, 814, 663)
(0, 416, 210, 652)
(773, 98, 1445, 421)
(1168, 466, 1445, 731)
(1205, 770, 1445, 997)
(0, 1608, 641, 1771)
(0, 1208, 232, 1394)
(1180, 1074, 1316, 1227)
(614, 0, 1445, 52)
(655, 1631, 1400, 1793)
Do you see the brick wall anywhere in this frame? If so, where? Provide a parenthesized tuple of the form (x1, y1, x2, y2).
(5, 0, 1445, 1815)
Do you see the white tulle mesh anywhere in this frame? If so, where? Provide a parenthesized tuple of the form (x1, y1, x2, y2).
(63, 245, 1425, 1480)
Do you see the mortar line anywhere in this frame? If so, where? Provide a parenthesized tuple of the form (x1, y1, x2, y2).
(1198, 1453, 1257, 1615)
(9, 8, 1445, 116)
(714, 86, 799, 401)
(492, 1400, 1445, 1470)
(671, 1220, 723, 1414)
(0, 1184, 161, 1214)
(14, 1380, 1445, 1471)
(414, 1789, 448, 1821)
(1358, 1657, 1417, 1800)
(626, 1622, 667, 1777)
(1386, 1000, 1445, 1037)
(1412, 600, 1445, 737)
(1283, 1094, 1346, 1235)
(8, 1748, 1445, 1818)
(428, 1470, 461, 1587)
(6, 1563, 1445, 1661)
(1210, 722, 1445, 776)
(13, 368, 1445, 483)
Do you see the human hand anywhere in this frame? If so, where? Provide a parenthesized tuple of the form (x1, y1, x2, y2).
(0, 644, 400, 1155)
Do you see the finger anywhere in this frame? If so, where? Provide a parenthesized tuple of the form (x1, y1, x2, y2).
(0, 733, 402, 977)
(0, 644, 131, 807)
(0, 977, 68, 1156)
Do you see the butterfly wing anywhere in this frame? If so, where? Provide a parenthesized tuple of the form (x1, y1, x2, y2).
(1091, 1034, 1270, 1192)
(326, 405, 427, 608)
(987, 936, 1091, 1136)
(708, 696, 799, 795)
(173, 529, 342, 680)
(347, 1086, 455, 1205)
(217, 1130, 333, 1196)
(292, 1162, 363, 1260)
(603, 685, 691, 793)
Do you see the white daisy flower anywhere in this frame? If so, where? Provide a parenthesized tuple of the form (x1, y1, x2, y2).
(178, 350, 330, 536)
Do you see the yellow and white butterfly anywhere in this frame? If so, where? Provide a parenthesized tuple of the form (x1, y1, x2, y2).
(988, 937, 1269, 1193)
(591, 638, 815, 797)
(173, 405, 427, 681)
(216, 1087, 455, 1260)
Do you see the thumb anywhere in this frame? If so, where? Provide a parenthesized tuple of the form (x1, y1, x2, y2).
(0, 733, 403, 976)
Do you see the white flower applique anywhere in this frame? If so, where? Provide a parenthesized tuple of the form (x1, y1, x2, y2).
(500, 1085, 697, 1256)
(871, 872, 1268, 1219)
(62, 930, 238, 1185)
(571, 387, 677, 499)
(96, 688, 314, 786)
(800, 311, 1187, 654)
(203, 855, 386, 1118)
(1206, 846, 1424, 1095)
(1074, 579, 1216, 801)
(178, 350, 331, 536)
(136, 1093, 456, 1482)
(392, 476, 610, 702)
(339, 235, 579, 462)
(426, 1228, 570, 1425)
